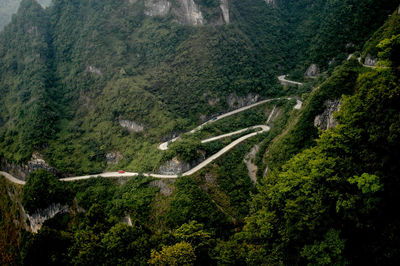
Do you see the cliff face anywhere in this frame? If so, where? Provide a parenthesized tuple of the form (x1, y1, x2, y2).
(314, 99, 341, 130)
(0, 0, 51, 30)
(143, 0, 230, 25)
(0, 177, 25, 264)
(1, 152, 58, 180)
(1, 0, 230, 30)
(144, 0, 171, 17)
(23, 203, 69, 233)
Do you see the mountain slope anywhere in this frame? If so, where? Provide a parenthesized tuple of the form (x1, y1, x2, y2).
(0, 0, 51, 30)
(223, 8, 400, 264)
(0, 0, 398, 176)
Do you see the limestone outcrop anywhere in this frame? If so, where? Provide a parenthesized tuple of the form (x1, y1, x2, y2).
(219, 0, 230, 24)
(1, 152, 58, 180)
(141, 0, 230, 26)
(364, 54, 378, 66)
(106, 151, 123, 165)
(226, 93, 260, 109)
(314, 99, 341, 130)
(173, 0, 205, 26)
(119, 120, 144, 133)
(305, 64, 320, 78)
(158, 157, 192, 175)
(24, 203, 69, 233)
(144, 0, 171, 17)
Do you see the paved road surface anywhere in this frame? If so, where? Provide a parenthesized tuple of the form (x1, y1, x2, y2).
(159, 97, 301, 150)
(0, 171, 26, 185)
(1, 126, 270, 183)
(183, 125, 270, 176)
(1, 96, 303, 184)
(201, 125, 264, 144)
(278, 75, 303, 86)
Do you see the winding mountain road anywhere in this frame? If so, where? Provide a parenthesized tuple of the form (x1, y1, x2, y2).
(0, 171, 26, 185)
(159, 97, 302, 150)
(201, 125, 264, 144)
(278, 75, 303, 86)
(1, 96, 302, 185)
(0, 126, 270, 184)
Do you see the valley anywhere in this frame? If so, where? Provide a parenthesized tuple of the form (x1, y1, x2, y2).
(1, 0, 400, 265)
(1, 96, 302, 183)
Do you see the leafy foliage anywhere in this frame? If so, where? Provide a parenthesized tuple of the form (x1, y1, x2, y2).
(219, 36, 400, 264)
(1, 0, 397, 174)
(265, 59, 361, 172)
(3, 2, 400, 265)
(22, 170, 72, 214)
(149, 241, 196, 266)
(166, 177, 232, 236)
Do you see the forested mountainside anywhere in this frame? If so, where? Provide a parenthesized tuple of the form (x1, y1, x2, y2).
(1, 0, 400, 265)
(0, 0, 398, 175)
(0, 0, 51, 30)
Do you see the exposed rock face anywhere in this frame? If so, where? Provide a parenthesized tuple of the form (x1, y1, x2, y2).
(85, 65, 102, 76)
(121, 215, 133, 226)
(141, 0, 229, 25)
(150, 179, 175, 196)
(158, 157, 191, 175)
(219, 0, 230, 24)
(119, 120, 144, 133)
(314, 99, 341, 130)
(1, 158, 30, 180)
(305, 64, 319, 78)
(244, 144, 259, 184)
(265, 0, 277, 7)
(208, 97, 220, 107)
(28, 152, 56, 173)
(106, 151, 123, 165)
(173, 0, 204, 26)
(144, 0, 171, 17)
(24, 203, 69, 233)
(160, 131, 180, 142)
(364, 54, 378, 66)
(226, 93, 260, 108)
(1, 153, 58, 180)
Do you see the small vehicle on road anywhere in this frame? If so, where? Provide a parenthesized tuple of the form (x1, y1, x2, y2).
(118, 170, 125, 174)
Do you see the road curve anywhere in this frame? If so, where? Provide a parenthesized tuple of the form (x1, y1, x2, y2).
(159, 97, 301, 150)
(278, 75, 303, 86)
(1, 97, 303, 185)
(201, 125, 264, 144)
(1, 125, 270, 184)
(183, 125, 270, 176)
(0, 171, 26, 185)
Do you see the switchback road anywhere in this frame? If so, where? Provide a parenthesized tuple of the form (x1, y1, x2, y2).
(1, 96, 303, 185)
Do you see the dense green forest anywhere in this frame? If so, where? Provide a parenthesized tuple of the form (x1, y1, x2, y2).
(0, 0, 398, 174)
(1, 0, 400, 265)
(0, 0, 51, 30)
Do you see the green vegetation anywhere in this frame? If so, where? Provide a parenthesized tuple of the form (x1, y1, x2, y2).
(22, 170, 72, 214)
(212, 18, 400, 264)
(0, 0, 51, 30)
(0, 176, 24, 265)
(1, 0, 398, 175)
(2, 1, 400, 265)
(284, 0, 399, 77)
(363, 6, 400, 59)
(149, 241, 196, 266)
(264, 59, 362, 172)
(163, 100, 293, 163)
(166, 177, 232, 236)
